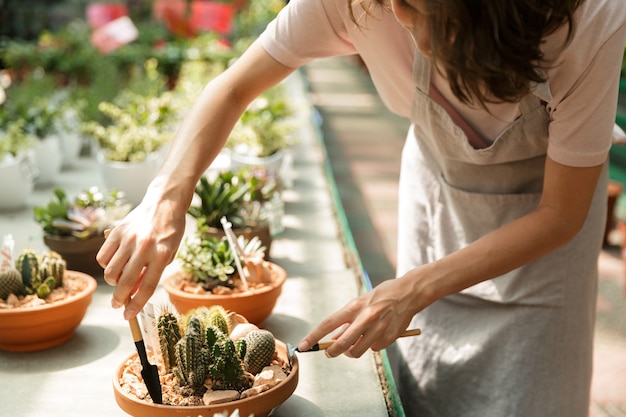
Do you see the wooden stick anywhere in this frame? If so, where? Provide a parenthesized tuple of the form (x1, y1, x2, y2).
(309, 328, 422, 352)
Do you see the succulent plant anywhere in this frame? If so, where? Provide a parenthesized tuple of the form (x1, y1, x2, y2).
(242, 329, 276, 375)
(33, 187, 131, 239)
(207, 325, 249, 391)
(174, 315, 210, 393)
(176, 233, 267, 291)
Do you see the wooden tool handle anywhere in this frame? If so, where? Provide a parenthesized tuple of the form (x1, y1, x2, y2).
(316, 328, 422, 351)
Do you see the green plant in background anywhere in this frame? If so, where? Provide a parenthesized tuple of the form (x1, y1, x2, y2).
(226, 84, 296, 158)
(188, 171, 253, 229)
(81, 91, 176, 163)
(33, 187, 131, 239)
(0, 119, 38, 161)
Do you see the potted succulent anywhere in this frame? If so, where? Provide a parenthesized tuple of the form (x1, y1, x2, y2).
(162, 229, 287, 326)
(33, 186, 132, 275)
(225, 85, 297, 180)
(112, 305, 298, 417)
(82, 90, 178, 205)
(0, 242, 98, 352)
(0, 119, 39, 211)
(188, 169, 279, 253)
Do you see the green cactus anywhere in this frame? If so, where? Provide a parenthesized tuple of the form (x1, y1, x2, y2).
(206, 325, 250, 391)
(157, 310, 181, 373)
(15, 248, 39, 292)
(38, 251, 66, 288)
(208, 338, 249, 390)
(173, 315, 210, 393)
(242, 329, 276, 375)
(0, 267, 24, 299)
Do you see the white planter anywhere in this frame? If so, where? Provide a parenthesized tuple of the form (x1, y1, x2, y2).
(59, 133, 83, 168)
(0, 152, 38, 211)
(229, 149, 286, 174)
(34, 136, 62, 187)
(97, 150, 164, 207)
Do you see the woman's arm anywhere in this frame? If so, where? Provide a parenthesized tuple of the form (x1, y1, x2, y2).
(97, 41, 295, 320)
(299, 156, 604, 357)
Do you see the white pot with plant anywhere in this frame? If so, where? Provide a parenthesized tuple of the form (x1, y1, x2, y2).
(225, 85, 297, 184)
(0, 120, 39, 211)
(83, 93, 177, 206)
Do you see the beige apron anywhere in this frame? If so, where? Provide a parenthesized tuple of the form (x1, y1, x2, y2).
(394, 52, 607, 416)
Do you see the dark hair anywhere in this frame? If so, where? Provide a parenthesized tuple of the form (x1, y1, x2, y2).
(351, 0, 584, 105)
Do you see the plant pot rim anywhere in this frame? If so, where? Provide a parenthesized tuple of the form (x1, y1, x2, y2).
(0, 270, 97, 314)
(112, 340, 299, 417)
(162, 261, 287, 301)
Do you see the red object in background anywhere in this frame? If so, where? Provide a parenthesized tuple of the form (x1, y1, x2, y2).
(153, 0, 196, 38)
(189, 1, 236, 36)
(86, 3, 129, 29)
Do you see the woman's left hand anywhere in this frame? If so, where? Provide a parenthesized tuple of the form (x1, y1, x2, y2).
(298, 273, 430, 358)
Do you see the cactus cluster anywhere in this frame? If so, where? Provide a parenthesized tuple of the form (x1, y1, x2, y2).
(0, 248, 66, 299)
(156, 306, 276, 396)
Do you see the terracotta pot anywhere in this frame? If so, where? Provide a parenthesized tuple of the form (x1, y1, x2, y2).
(163, 262, 287, 327)
(44, 235, 105, 276)
(112, 340, 298, 417)
(0, 271, 97, 352)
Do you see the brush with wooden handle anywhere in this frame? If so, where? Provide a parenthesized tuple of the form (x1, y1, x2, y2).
(286, 328, 422, 364)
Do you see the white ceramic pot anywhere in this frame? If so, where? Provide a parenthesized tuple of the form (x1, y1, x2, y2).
(34, 136, 62, 187)
(97, 150, 164, 207)
(59, 133, 83, 168)
(0, 152, 38, 211)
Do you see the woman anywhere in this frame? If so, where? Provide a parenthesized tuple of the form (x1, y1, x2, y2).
(98, 0, 626, 415)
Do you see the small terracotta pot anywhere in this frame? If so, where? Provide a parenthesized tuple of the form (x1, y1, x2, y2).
(0, 271, 97, 352)
(162, 262, 287, 327)
(112, 340, 299, 417)
(44, 235, 105, 276)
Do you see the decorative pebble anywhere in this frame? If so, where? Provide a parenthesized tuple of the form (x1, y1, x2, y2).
(202, 390, 240, 405)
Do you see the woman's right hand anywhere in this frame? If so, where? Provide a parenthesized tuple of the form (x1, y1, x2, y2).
(97, 179, 189, 320)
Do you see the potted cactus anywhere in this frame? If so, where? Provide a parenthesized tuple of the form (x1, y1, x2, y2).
(112, 305, 298, 417)
(162, 230, 287, 327)
(0, 242, 98, 352)
(33, 186, 132, 275)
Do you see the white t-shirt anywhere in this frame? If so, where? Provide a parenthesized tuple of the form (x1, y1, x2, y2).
(259, 0, 626, 167)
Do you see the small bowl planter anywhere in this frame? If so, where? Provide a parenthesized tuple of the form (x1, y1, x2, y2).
(113, 342, 298, 417)
(112, 306, 299, 417)
(163, 261, 287, 327)
(0, 270, 97, 352)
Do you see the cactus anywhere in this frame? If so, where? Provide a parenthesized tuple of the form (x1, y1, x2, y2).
(15, 248, 39, 292)
(173, 315, 210, 393)
(13, 248, 66, 299)
(38, 251, 66, 288)
(157, 310, 181, 373)
(242, 329, 276, 375)
(0, 267, 23, 299)
(206, 325, 250, 391)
